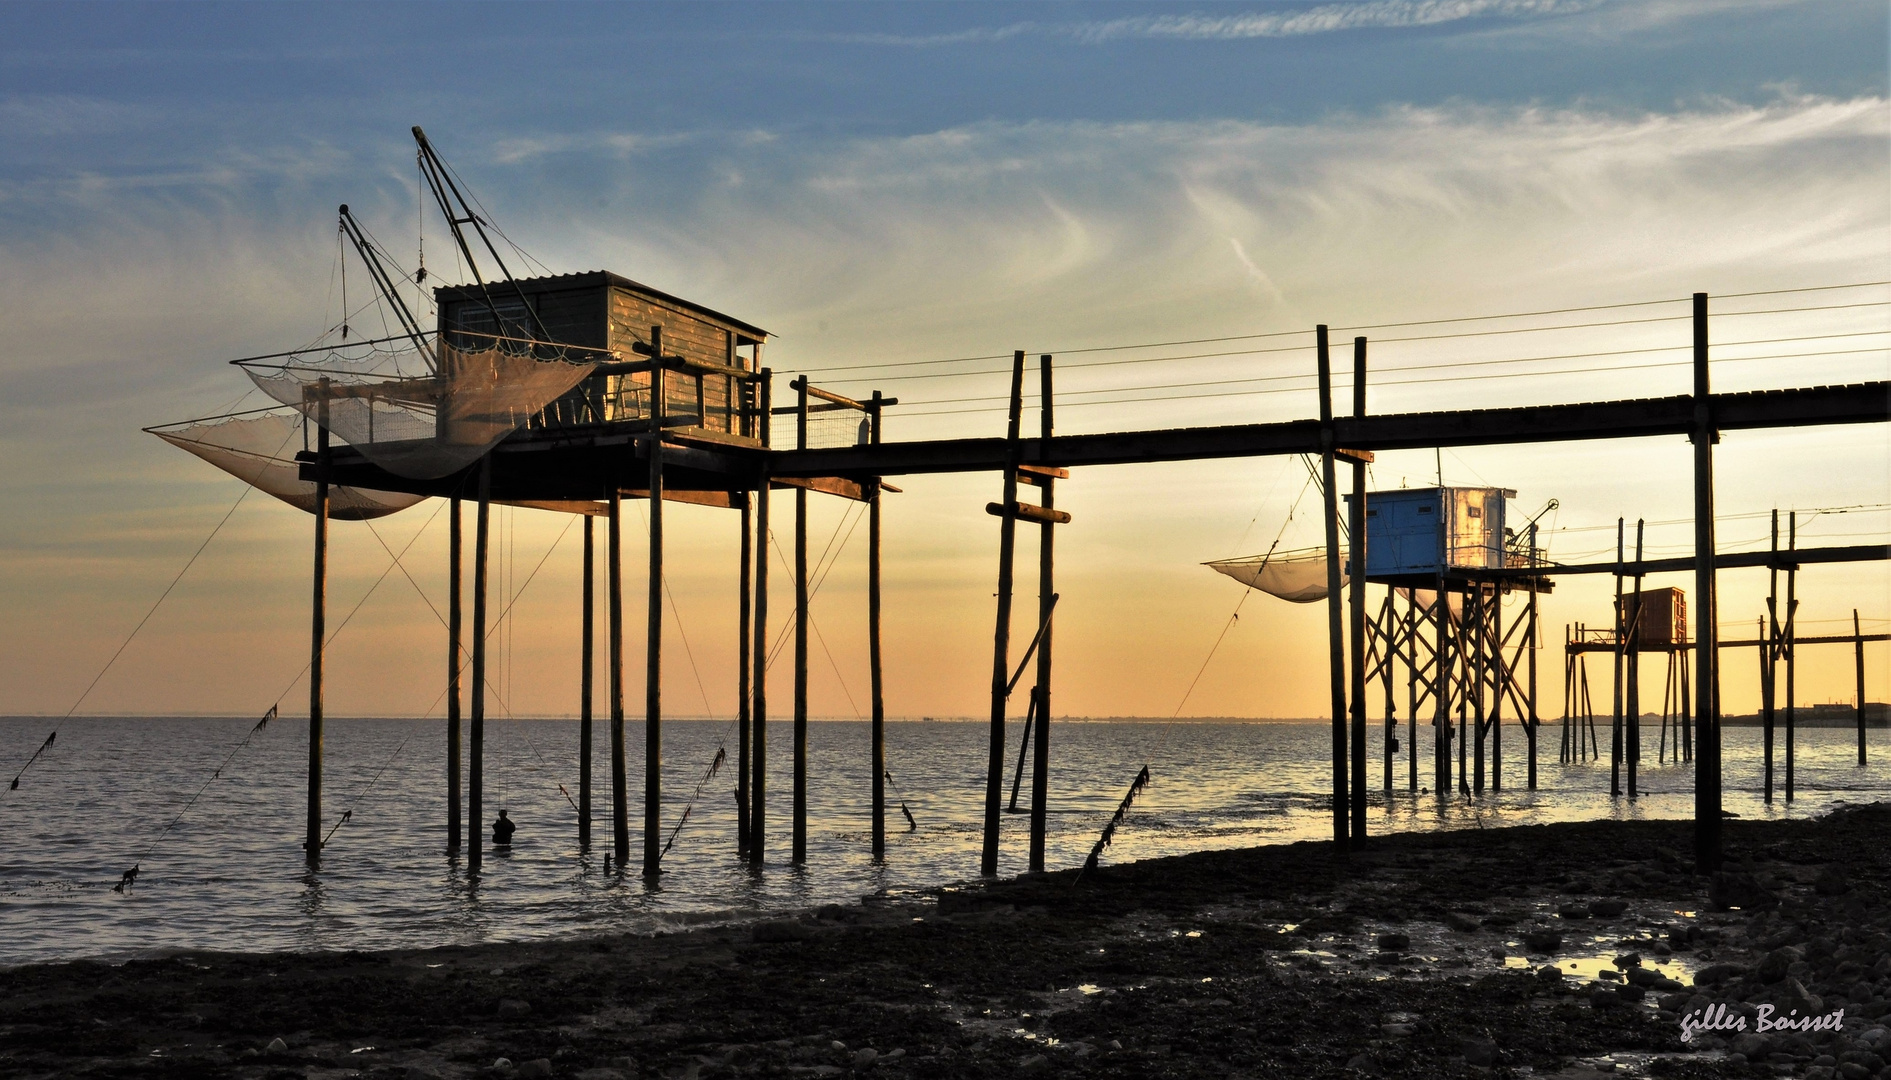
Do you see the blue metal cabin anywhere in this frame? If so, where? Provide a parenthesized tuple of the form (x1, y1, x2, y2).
(1343, 486, 1516, 584)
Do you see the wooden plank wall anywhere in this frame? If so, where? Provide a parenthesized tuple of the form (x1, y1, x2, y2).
(609, 287, 740, 433)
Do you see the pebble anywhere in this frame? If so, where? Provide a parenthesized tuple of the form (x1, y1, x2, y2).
(1523, 929, 1563, 953)
(1019, 1053, 1048, 1072)
(497, 998, 532, 1018)
(1376, 932, 1410, 951)
(853, 1047, 878, 1067)
(1462, 1038, 1499, 1067)
(492, 1058, 514, 1070)
(265, 1037, 288, 1053)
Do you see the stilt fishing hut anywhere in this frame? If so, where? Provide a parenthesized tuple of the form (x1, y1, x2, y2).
(150, 127, 899, 881)
(1210, 484, 1550, 801)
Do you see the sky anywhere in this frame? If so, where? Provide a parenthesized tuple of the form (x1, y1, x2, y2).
(0, 0, 1886, 724)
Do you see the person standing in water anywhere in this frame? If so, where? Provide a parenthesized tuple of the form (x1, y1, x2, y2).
(492, 809, 517, 847)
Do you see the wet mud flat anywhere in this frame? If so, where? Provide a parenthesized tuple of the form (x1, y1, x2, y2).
(2, 805, 1887, 1080)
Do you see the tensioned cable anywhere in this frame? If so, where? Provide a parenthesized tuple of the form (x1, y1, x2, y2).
(107, 492, 453, 880)
(793, 286, 1889, 377)
(1080, 469, 1319, 875)
(764, 503, 868, 670)
(896, 345, 1891, 418)
(2, 419, 305, 807)
(803, 312, 1890, 388)
(897, 341, 1891, 410)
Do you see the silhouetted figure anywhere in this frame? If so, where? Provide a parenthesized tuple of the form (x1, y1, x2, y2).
(492, 809, 517, 847)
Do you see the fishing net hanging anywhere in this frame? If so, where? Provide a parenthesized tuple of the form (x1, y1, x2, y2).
(150, 410, 426, 520)
(241, 334, 603, 481)
(1205, 548, 1349, 603)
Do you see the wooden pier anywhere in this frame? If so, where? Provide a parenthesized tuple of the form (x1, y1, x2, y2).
(288, 292, 1886, 875)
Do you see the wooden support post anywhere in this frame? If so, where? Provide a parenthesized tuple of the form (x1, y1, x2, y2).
(306, 407, 329, 864)
(1562, 639, 1573, 765)
(869, 390, 887, 860)
(1764, 511, 1779, 802)
(1856, 609, 1868, 766)
(1629, 519, 1644, 798)
(579, 513, 593, 849)
(1611, 519, 1625, 798)
(737, 492, 752, 856)
(1785, 510, 1797, 803)
(645, 327, 665, 878)
(448, 494, 462, 854)
(1526, 529, 1539, 790)
(1435, 579, 1452, 795)
(1407, 593, 1418, 790)
(1493, 581, 1505, 792)
(470, 454, 491, 874)
(1382, 588, 1397, 793)
(609, 488, 629, 868)
(1008, 696, 1036, 813)
(1317, 326, 1349, 849)
(793, 375, 809, 865)
(1691, 292, 1723, 872)
(980, 351, 1027, 878)
(750, 372, 771, 864)
(1348, 337, 1368, 843)
(1030, 354, 1056, 873)
(1472, 585, 1486, 795)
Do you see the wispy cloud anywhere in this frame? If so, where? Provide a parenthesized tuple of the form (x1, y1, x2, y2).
(1075, 0, 1601, 41)
(818, 0, 1601, 47)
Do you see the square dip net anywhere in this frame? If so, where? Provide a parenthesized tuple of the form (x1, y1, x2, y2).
(238, 332, 604, 481)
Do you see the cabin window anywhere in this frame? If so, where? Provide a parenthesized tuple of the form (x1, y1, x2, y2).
(1467, 506, 1482, 519)
(1417, 505, 1433, 515)
(1366, 509, 1378, 517)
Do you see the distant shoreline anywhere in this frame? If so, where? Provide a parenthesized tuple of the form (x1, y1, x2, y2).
(6, 713, 1885, 726)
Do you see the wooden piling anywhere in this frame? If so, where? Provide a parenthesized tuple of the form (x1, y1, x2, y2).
(645, 327, 666, 878)
(1764, 511, 1778, 801)
(1407, 593, 1418, 790)
(1856, 609, 1868, 765)
(1785, 511, 1797, 803)
(1526, 526, 1539, 790)
(1493, 582, 1505, 792)
(580, 513, 593, 849)
(609, 488, 629, 867)
(1611, 519, 1625, 798)
(1030, 354, 1055, 873)
(469, 454, 491, 874)
(869, 391, 887, 861)
(1348, 337, 1368, 844)
(793, 375, 809, 865)
(737, 492, 752, 856)
(1316, 326, 1349, 848)
(1435, 579, 1452, 795)
(1472, 585, 1486, 795)
(1629, 519, 1644, 798)
(750, 372, 772, 864)
(980, 351, 1027, 878)
(1691, 292, 1723, 872)
(1381, 588, 1397, 793)
(306, 409, 329, 864)
(448, 494, 462, 854)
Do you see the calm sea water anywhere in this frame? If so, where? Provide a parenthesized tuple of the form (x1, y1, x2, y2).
(0, 716, 1883, 965)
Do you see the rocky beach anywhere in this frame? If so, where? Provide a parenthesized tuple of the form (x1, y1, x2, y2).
(2, 804, 1886, 1080)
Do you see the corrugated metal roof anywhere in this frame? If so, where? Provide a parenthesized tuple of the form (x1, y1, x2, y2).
(434, 270, 770, 341)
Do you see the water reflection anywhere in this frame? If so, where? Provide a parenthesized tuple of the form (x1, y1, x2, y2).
(0, 716, 1881, 964)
